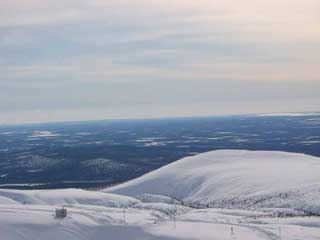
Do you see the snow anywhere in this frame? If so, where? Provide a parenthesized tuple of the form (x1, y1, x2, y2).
(147, 221, 270, 240)
(106, 150, 320, 214)
(30, 131, 61, 138)
(134, 202, 190, 216)
(0, 195, 20, 204)
(135, 194, 180, 204)
(0, 188, 139, 207)
(1, 203, 319, 240)
(1, 150, 320, 239)
(257, 113, 320, 117)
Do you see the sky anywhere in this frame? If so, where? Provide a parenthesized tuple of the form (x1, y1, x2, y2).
(0, 0, 319, 124)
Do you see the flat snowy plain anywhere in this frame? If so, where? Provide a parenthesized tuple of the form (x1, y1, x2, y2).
(1, 150, 320, 239)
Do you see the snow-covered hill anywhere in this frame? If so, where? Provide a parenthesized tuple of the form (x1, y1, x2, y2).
(1, 150, 320, 240)
(106, 150, 320, 214)
(0, 188, 139, 207)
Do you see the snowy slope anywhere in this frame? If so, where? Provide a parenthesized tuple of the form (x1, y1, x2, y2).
(106, 150, 320, 214)
(0, 188, 139, 207)
(0, 195, 20, 204)
(1, 203, 319, 240)
(0, 150, 320, 239)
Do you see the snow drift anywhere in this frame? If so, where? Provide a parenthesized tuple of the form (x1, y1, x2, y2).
(106, 150, 320, 214)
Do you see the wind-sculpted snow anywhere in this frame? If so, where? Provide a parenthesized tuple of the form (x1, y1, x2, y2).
(106, 150, 320, 215)
(0, 188, 139, 207)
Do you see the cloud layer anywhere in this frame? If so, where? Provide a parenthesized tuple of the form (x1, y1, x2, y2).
(1, 0, 319, 124)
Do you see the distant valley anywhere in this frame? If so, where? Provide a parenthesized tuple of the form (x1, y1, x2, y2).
(0, 114, 319, 189)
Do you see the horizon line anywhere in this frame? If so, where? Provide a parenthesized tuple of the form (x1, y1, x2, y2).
(1, 111, 319, 127)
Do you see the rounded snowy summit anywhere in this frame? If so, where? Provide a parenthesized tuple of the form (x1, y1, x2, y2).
(106, 150, 320, 214)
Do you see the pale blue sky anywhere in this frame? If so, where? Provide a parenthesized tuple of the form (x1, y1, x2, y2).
(1, 0, 319, 124)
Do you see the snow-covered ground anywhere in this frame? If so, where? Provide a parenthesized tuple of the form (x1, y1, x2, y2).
(1, 150, 320, 239)
(0, 188, 138, 207)
(106, 150, 320, 215)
